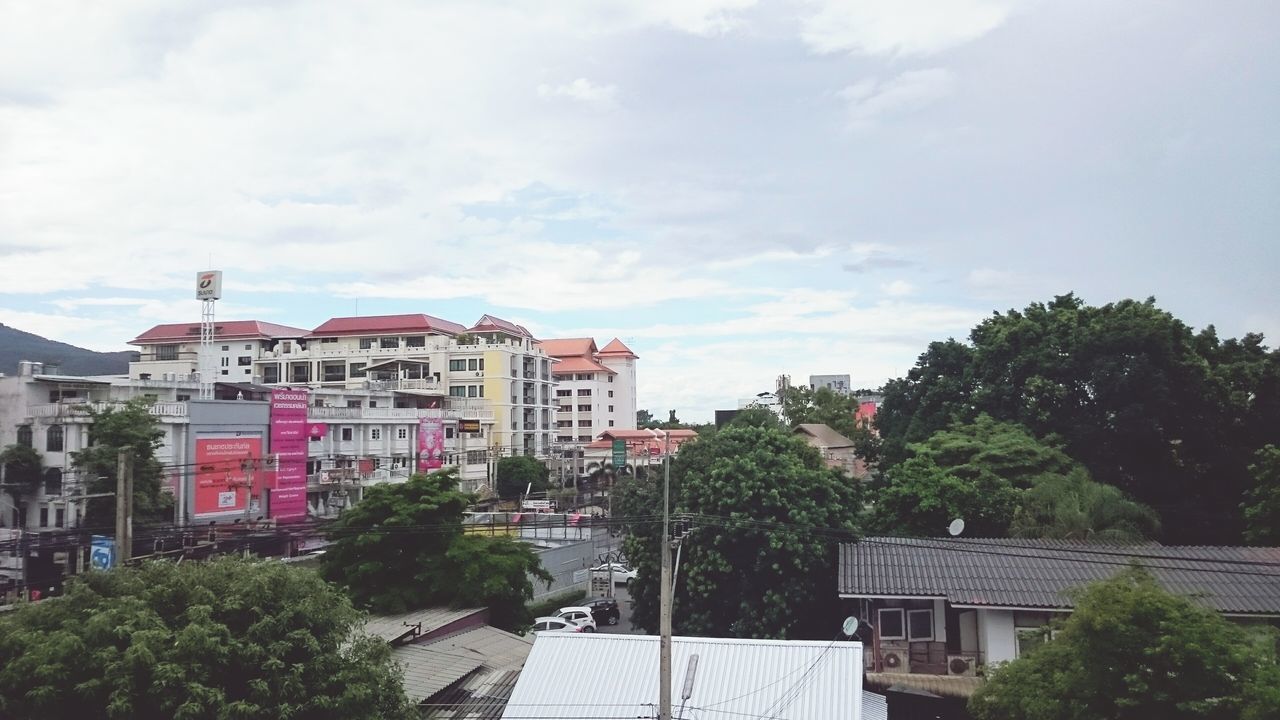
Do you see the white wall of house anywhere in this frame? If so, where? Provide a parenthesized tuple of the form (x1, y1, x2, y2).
(977, 609, 1017, 665)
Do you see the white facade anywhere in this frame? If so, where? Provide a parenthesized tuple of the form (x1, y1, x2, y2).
(539, 338, 638, 448)
(809, 374, 852, 394)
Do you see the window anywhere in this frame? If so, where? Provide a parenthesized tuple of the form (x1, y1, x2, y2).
(291, 364, 310, 383)
(350, 362, 367, 378)
(445, 427, 455, 439)
(397, 427, 408, 440)
(220, 369, 229, 376)
(341, 427, 353, 441)
(245, 344, 253, 350)
(320, 337, 338, 344)
(449, 359, 466, 372)
(238, 356, 252, 366)
(244, 368, 251, 375)
(479, 359, 485, 370)
(323, 363, 346, 382)
(55, 508, 65, 528)
(177, 394, 191, 401)
(380, 337, 399, 349)
(556, 389, 572, 397)
(907, 609, 934, 641)
(578, 420, 592, 427)
(1017, 628, 1049, 658)
(262, 365, 280, 384)
(46, 425, 64, 452)
(608, 390, 614, 398)
(405, 336, 425, 348)
(558, 421, 573, 428)
(39, 507, 49, 527)
(608, 405, 614, 412)
(281, 341, 292, 353)
(578, 389, 591, 396)
(44, 468, 62, 496)
(220, 357, 230, 367)
(478, 385, 484, 397)
(371, 428, 381, 440)
(877, 608, 905, 639)
(578, 404, 590, 412)
(558, 435, 573, 442)
(221, 345, 229, 351)
(468, 385, 478, 398)
(577, 435, 592, 442)
(156, 344, 179, 361)
(347, 400, 362, 408)
(468, 358, 478, 371)
(16, 426, 32, 447)
(450, 386, 467, 397)
(359, 338, 375, 350)
(608, 375, 614, 382)
(609, 420, 615, 427)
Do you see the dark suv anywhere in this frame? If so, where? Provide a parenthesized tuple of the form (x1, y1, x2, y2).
(584, 597, 621, 626)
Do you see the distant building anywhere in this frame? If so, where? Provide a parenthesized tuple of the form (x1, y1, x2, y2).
(713, 409, 740, 428)
(793, 423, 861, 477)
(810, 374, 852, 394)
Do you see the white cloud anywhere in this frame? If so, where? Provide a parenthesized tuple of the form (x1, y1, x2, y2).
(881, 279, 915, 297)
(800, 0, 1020, 57)
(838, 68, 956, 128)
(537, 78, 618, 107)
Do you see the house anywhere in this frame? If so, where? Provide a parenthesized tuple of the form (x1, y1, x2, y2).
(793, 423, 860, 476)
(503, 633, 886, 720)
(838, 537, 1280, 700)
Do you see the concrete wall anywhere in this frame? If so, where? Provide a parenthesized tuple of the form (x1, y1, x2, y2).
(530, 539, 593, 601)
(977, 609, 1017, 665)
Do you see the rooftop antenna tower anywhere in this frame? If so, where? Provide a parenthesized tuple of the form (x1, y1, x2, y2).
(196, 270, 223, 400)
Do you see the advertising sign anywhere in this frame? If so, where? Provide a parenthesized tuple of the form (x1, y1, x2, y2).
(522, 499, 553, 510)
(308, 422, 328, 439)
(418, 417, 444, 471)
(195, 270, 223, 300)
(270, 389, 310, 521)
(612, 439, 627, 469)
(459, 419, 481, 434)
(90, 536, 114, 570)
(194, 437, 261, 515)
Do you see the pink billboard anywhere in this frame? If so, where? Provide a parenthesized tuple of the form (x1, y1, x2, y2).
(195, 437, 261, 516)
(270, 389, 310, 521)
(418, 417, 444, 471)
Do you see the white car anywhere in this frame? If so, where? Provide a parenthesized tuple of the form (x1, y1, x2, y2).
(591, 563, 637, 584)
(556, 606, 598, 632)
(530, 616, 587, 634)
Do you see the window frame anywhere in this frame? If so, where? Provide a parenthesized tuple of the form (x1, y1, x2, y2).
(46, 425, 64, 452)
(906, 608, 934, 641)
(877, 608, 905, 640)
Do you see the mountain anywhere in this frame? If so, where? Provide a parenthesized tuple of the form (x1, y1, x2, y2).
(0, 324, 138, 377)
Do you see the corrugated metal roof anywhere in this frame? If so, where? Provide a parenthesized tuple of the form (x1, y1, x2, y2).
(503, 634, 868, 720)
(396, 626, 532, 708)
(839, 537, 1280, 614)
(364, 607, 486, 644)
(426, 669, 522, 719)
(861, 691, 889, 720)
(865, 673, 984, 699)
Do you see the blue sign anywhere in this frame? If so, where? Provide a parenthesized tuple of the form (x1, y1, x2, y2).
(90, 535, 114, 570)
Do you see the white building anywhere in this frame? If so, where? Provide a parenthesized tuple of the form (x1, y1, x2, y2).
(536, 337, 638, 446)
(809, 373, 852, 394)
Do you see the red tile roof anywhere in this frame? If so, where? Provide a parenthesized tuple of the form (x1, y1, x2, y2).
(310, 313, 466, 337)
(468, 314, 533, 338)
(597, 338, 638, 358)
(537, 338, 597, 358)
(551, 356, 615, 375)
(130, 320, 309, 345)
(585, 428, 699, 453)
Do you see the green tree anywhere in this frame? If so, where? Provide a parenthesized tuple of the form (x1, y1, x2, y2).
(495, 455, 550, 500)
(0, 558, 415, 720)
(1242, 445, 1280, 545)
(0, 444, 43, 496)
(908, 414, 1077, 489)
(72, 398, 173, 528)
(867, 456, 1020, 537)
(1011, 469, 1160, 542)
(970, 568, 1280, 720)
(319, 469, 550, 630)
(615, 423, 860, 639)
(636, 409, 657, 428)
(876, 339, 976, 465)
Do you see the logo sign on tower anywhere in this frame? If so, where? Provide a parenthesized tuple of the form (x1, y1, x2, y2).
(196, 270, 223, 300)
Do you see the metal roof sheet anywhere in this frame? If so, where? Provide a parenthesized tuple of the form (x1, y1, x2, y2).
(395, 626, 533, 706)
(839, 537, 1280, 614)
(503, 634, 868, 720)
(363, 607, 486, 644)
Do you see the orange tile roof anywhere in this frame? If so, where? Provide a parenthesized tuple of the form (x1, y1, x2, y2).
(551, 356, 615, 375)
(310, 313, 466, 337)
(537, 338, 597, 358)
(131, 321, 309, 344)
(469, 314, 533, 338)
(598, 338, 638, 358)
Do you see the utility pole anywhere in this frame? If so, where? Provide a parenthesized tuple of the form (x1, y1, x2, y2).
(115, 449, 133, 566)
(659, 429, 672, 720)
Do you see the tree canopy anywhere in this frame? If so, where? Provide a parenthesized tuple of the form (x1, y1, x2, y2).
(1242, 445, 1280, 545)
(780, 385, 879, 464)
(495, 455, 550, 500)
(868, 456, 1020, 537)
(0, 443, 43, 496)
(970, 568, 1280, 720)
(877, 295, 1280, 543)
(0, 558, 415, 720)
(319, 469, 550, 630)
(615, 423, 860, 639)
(73, 398, 173, 528)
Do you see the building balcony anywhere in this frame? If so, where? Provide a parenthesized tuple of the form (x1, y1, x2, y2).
(307, 403, 494, 422)
(356, 378, 441, 393)
(26, 401, 189, 421)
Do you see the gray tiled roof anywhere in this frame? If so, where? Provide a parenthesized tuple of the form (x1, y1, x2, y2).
(839, 537, 1280, 614)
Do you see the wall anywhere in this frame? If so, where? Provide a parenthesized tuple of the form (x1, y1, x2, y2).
(977, 609, 1017, 665)
(529, 539, 593, 601)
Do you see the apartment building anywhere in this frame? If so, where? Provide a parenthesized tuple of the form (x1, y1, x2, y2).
(128, 312, 556, 458)
(537, 338, 638, 446)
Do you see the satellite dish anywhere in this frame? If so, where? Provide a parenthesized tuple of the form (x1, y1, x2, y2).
(948, 518, 965, 536)
(841, 616, 859, 637)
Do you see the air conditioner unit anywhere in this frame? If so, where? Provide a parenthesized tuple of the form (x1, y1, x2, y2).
(947, 655, 976, 677)
(881, 651, 911, 674)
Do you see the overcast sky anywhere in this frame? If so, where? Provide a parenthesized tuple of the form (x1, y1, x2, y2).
(2, 0, 1277, 420)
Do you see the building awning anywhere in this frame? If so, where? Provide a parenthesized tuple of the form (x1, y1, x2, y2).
(365, 358, 432, 371)
(394, 389, 445, 398)
(32, 374, 112, 385)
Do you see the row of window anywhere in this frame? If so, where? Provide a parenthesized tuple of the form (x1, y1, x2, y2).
(310, 424, 485, 443)
(557, 389, 616, 398)
(877, 608, 934, 642)
(356, 336, 428, 349)
(448, 358, 484, 372)
(557, 435, 595, 442)
(565, 373, 615, 382)
(17, 425, 62, 452)
(449, 385, 485, 398)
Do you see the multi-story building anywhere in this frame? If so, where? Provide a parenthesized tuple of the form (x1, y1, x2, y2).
(809, 374, 852, 394)
(128, 312, 557, 458)
(537, 338, 638, 444)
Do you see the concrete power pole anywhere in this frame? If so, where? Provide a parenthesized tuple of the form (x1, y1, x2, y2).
(658, 430, 672, 720)
(115, 449, 133, 565)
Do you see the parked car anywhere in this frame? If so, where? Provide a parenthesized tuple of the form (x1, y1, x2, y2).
(556, 606, 599, 632)
(582, 597, 621, 626)
(530, 616, 587, 634)
(591, 563, 637, 584)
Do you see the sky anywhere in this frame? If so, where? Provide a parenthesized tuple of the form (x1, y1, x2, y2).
(1, 0, 1277, 421)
